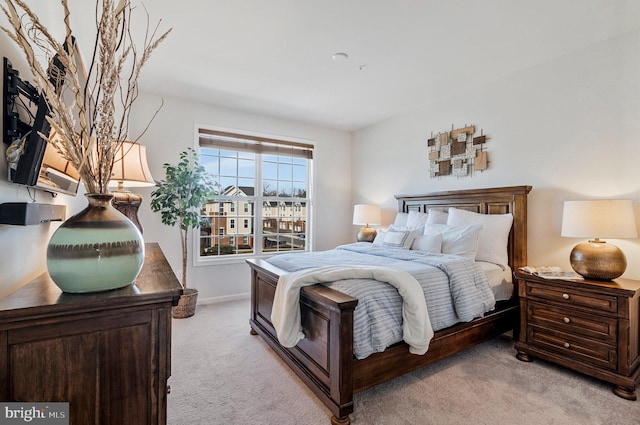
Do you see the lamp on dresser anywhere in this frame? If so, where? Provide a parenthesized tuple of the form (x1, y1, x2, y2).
(108, 141, 155, 234)
(353, 204, 381, 242)
(561, 199, 638, 280)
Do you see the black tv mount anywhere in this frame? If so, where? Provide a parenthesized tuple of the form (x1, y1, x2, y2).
(3, 57, 52, 187)
(3, 57, 41, 145)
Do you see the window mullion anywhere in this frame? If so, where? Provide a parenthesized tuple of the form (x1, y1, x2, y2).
(255, 153, 263, 256)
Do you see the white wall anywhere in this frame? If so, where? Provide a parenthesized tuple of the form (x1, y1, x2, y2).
(0, 4, 87, 299)
(352, 30, 640, 279)
(129, 93, 352, 302)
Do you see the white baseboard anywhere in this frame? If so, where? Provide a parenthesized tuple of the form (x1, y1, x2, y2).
(197, 292, 251, 305)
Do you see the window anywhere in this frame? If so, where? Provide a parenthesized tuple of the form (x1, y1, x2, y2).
(198, 128, 313, 258)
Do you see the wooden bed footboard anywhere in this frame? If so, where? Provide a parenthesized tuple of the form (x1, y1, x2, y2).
(248, 258, 359, 422)
(248, 185, 531, 424)
(248, 258, 519, 423)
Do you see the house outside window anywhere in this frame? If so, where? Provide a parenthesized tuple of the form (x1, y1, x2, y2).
(197, 127, 313, 258)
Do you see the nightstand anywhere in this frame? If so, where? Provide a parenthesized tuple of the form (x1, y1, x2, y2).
(514, 270, 640, 400)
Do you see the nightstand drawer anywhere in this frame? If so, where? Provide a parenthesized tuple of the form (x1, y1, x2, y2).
(528, 325, 617, 370)
(525, 282, 617, 314)
(528, 301, 617, 344)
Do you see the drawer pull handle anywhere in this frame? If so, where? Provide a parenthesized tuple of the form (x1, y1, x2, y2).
(562, 293, 570, 300)
(564, 342, 570, 349)
(564, 317, 571, 324)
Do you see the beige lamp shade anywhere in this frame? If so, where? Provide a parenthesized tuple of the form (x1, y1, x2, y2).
(561, 200, 638, 280)
(108, 141, 155, 190)
(561, 200, 638, 239)
(353, 204, 381, 226)
(353, 204, 381, 242)
(108, 141, 154, 234)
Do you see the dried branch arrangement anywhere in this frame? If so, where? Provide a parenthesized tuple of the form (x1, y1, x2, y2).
(1, 0, 171, 193)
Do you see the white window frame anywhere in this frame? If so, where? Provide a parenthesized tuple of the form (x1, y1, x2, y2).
(193, 124, 315, 266)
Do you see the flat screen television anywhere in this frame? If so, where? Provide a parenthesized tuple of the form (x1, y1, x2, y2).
(3, 53, 81, 196)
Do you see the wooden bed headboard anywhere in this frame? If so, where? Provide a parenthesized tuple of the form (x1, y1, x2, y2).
(395, 185, 532, 270)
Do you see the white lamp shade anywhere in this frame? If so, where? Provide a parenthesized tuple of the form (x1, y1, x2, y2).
(108, 141, 155, 188)
(353, 204, 381, 226)
(561, 200, 638, 239)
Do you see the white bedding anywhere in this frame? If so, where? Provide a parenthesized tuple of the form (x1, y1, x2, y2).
(477, 262, 513, 301)
(267, 243, 497, 359)
(271, 266, 434, 355)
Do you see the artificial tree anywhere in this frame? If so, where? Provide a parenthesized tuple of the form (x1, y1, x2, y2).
(150, 148, 217, 318)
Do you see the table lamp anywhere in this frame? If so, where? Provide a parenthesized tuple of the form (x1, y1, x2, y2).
(108, 141, 155, 233)
(561, 199, 637, 280)
(353, 204, 381, 242)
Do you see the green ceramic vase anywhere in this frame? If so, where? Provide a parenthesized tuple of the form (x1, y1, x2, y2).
(46, 193, 145, 293)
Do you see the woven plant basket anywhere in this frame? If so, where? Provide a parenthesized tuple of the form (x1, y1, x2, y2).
(172, 288, 198, 319)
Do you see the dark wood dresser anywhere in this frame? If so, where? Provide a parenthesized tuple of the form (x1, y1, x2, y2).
(0, 243, 182, 425)
(514, 270, 640, 400)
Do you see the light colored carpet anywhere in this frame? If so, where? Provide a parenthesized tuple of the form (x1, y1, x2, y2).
(168, 300, 640, 425)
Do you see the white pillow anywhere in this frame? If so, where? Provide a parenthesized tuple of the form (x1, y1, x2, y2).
(389, 223, 424, 236)
(373, 228, 418, 249)
(425, 223, 481, 260)
(426, 209, 448, 225)
(447, 208, 513, 267)
(406, 210, 429, 229)
(411, 233, 443, 253)
(373, 231, 386, 245)
(393, 212, 409, 227)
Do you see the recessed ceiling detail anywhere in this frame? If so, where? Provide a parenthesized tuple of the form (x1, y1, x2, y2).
(331, 52, 349, 62)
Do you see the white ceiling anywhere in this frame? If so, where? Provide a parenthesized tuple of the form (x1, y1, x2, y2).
(70, 1, 640, 132)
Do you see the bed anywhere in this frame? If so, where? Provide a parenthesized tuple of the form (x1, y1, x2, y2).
(247, 185, 531, 424)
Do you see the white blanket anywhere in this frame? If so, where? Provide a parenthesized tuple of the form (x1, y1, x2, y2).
(271, 266, 434, 355)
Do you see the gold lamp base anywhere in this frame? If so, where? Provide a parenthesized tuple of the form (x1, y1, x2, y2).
(357, 226, 377, 242)
(569, 239, 627, 280)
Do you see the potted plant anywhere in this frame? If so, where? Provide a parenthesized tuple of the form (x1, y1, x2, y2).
(150, 148, 218, 318)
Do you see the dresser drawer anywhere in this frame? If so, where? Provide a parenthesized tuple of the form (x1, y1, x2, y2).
(528, 301, 617, 344)
(528, 325, 617, 370)
(525, 282, 617, 314)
